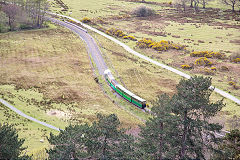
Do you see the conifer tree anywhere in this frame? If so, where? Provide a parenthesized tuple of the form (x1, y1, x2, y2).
(139, 76, 225, 159)
(47, 113, 137, 160)
(0, 123, 30, 160)
(171, 76, 225, 159)
(138, 94, 180, 160)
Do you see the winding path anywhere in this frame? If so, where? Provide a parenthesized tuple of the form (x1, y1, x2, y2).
(48, 13, 240, 106)
(0, 12, 239, 134)
(0, 99, 60, 131)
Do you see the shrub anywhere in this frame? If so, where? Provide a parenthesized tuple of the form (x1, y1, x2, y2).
(211, 67, 217, 71)
(136, 38, 185, 51)
(181, 64, 192, 69)
(233, 58, 240, 63)
(228, 81, 236, 86)
(81, 17, 91, 23)
(195, 57, 213, 66)
(19, 24, 33, 30)
(220, 66, 229, 71)
(123, 35, 137, 41)
(230, 52, 240, 61)
(132, 5, 155, 17)
(201, 68, 215, 75)
(105, 28, 126, 37)
(190, 51, 226, 59)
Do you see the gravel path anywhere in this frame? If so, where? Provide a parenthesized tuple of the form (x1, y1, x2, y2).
(48, 13, 240, 106)
(0, 99, 60, 131)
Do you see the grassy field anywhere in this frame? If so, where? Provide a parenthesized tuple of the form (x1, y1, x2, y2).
(0, 26, 143, 154)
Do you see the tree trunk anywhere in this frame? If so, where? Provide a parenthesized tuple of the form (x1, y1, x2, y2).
(182, 0, 186, 12)
(180, 111, 188, 159)
(8, 16, 13, 31)
(190, 0, 193, 7)
(232, 4, 235, 12)
(202, 0, 206, 9)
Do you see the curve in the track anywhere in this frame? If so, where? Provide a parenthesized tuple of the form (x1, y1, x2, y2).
(0, 17, 109, 132)
(48, 12, 240, 106)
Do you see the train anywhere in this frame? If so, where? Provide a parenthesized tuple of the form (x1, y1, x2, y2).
(104, 69, 147, 109)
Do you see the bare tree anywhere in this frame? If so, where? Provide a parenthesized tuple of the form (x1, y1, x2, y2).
(200, 0, 207, 8)
(222, 0, 238, 11)
(2, 4, 20, 31)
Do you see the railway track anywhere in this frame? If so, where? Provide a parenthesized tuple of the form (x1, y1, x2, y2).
(48, 12, 240, 106)
(0, 13, 236, 137)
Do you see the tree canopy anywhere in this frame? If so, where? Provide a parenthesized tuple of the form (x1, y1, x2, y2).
(139, 76, 225, 159)
(47, 113, 137, 160)
(0, 123, 30, 160)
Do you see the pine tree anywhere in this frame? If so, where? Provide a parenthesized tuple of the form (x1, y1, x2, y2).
(47, 113, 137, 160)
(138, 94, 180, 160)
(86, 113, 137, 160)
(171, 76, 225, 159)
(138, 76, 225, 159)
(47, 124, 90, 159)
(0, 123, 30, 160)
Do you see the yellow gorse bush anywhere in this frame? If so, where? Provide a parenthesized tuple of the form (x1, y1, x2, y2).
(233, 58, 240, 63)
(211, 67, 217, 71)
(228, 81, 236, 86)
(136, 38, 185, 51)
(105, 28, 126, 37)
(81, 17, 91, 23)
(190, 51, 226, 59)
(123, 35, 137, 41)
(195, 57, 213, 66)
(181, 65, 192, 69)
(105, 28, 137, 41)
(201, 68, 215, 75)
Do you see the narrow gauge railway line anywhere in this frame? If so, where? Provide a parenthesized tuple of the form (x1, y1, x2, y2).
(48, 13, 240, 106)
(49, 18, 147, 109)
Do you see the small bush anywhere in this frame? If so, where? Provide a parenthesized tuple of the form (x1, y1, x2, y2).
(132, 5, 155, 17)
(233, 58, 240, 63)
(136, 38, 185, 51)
(230, 52, 240, 61)
(195, 57, 213, 66)
(228, 81, 236, 86)
(123, 35, 137, 41)
(181, 64, 192, 69)
(201, 68, 215, 75)
(105, 28, 126, 37)
(220, 66, 229, 71)
(211, 67, 217, 71)
(190, 51, 226, 59)
(81, 17, 91, 23)
(19, 24, 33, 30)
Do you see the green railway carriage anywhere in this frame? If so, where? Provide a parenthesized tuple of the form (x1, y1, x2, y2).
(116, 85, 135, 102)
(104, 69, 147, 109)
